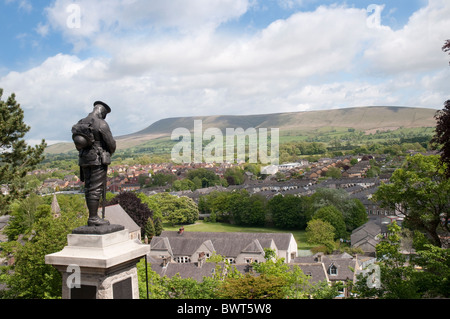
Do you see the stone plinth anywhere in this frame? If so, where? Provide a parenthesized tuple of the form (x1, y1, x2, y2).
(45, 229, 149, 299)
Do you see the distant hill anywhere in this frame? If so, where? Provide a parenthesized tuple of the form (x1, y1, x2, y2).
(45, 106, 437, 154)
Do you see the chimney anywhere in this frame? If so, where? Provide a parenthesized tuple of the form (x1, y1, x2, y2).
(197, 252, 206, 268)
(178, 226, 185, 235)
(162, 256, 171, 267)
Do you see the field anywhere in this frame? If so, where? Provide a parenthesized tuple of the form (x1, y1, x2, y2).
(163, 220, 314, 250)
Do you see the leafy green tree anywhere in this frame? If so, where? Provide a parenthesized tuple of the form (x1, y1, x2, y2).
(373, 154, 450, 247)
(224, 166, 245, 185)
(0, 197, 87, 299)
(252, 249, 312, 299)
(218, 274, 288, 299)
(354, 222, 419, 299)
(268, 194, 310, 229)
(309, 188, 367, 233)
(0, 89, 47, 215)
(172, 178, 196, 191)
(229, 190, 267, 226)
(413, 244, 450, 298)
(313, 205, 347, 240)
(198, 191, 233, 222)
(431, 99, 450, 178)
(346, 198, 368, 232)
(151, 172, 176, 187)
(144, 217, 155, 240)
(186, 168, 220, 188)
(306, 219, 336, 253)
(106, 192, 154, 236)
(4, 193, 49, 241)
(141, 192, 198, 226)
(431, 40, 450, 177)
(325, 166, 342, 179)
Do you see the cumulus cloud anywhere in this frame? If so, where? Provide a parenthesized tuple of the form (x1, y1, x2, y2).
(1, 1, 449, 143)
(364, 0, 450, 75)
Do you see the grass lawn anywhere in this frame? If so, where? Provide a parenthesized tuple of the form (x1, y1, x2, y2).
(163, 220, 315, 250)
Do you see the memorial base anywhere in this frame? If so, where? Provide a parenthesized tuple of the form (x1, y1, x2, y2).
(45, 228, 149, 299)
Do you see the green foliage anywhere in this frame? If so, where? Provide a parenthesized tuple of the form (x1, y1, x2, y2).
(431, 98, 450, 178)
(228, 190, 267, 226)
(106, 192, 154, 236)
(305, 219, 336, 253)
(172, 178, 196, 191)
(268, 194, 310, 229)
(224, 166, 245, 185)
(313, 205, 347, 240)
(310, 188, 367, 234)
(373, 154, 450, 247)
(140, 192, 198, 226)
(137, 249, 335, 299)
(4, 193, 49, 241)
(354, 222, 450, 299)
(199, 190, 267, 226)
(186, 168, 222, 188)
(0, 195, 87, 299)
(0, 89, 47, 215)
(219, 274, 288, 299)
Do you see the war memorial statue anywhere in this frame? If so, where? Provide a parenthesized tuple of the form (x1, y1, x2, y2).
(71, 101, 117, 228)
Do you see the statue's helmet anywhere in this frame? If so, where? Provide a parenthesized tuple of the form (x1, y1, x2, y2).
(72, 134, 92, 151)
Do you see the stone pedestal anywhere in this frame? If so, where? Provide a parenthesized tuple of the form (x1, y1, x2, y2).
(45, 228, 150, 299)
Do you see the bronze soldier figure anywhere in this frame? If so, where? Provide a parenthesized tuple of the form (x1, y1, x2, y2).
(72, 101, 116, 227)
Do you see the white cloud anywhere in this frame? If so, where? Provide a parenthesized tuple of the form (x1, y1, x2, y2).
(364, 0, 450, 75)
(2, 1, 449, 144)
(5, 0, 32, 12)
(44, 0, 250, 41)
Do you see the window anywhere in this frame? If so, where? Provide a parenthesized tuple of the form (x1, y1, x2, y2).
(328, 264, 338, 276)
(175, 256, 190, 263)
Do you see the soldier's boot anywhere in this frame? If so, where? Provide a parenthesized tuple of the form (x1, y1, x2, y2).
(87, 199, 110, 226)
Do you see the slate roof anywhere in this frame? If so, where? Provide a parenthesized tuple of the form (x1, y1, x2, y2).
(103, 204, 140, 233)
(151, 258, 254, 282)
(291, 263, 329, 284)
(159, 231, 292, 257)
(293, 253, 360, 282)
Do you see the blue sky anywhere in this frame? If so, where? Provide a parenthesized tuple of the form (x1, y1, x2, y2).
(0, 0, 448, 145)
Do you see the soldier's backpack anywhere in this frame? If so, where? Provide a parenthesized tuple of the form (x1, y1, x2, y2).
(72, 117, 95, 151)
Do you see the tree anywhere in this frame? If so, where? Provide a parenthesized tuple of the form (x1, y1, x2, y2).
(228, 190, 267, 226)
(431, 40, 450, 177)
(224, 166, 245, 185)
(268, 194, 310, 229)
(309, 188, 367, 233)
(373, 154, 450, 247)
(3, 193, 49, 241)
(354, 222, 419, 299)
(0, 89, 47, 215)
(431, 99, 450, 178)
(306, 219, 335, 253)
(198, 191, 234, 222)
(186, 168, 221, 188)
(172, 178, 196, 191)
(313, 205, 347, 240)
(106, 192, 154, 236)
(140, 192, 198, 226)
(325, 166, 342, 179)
(0, 196, 87, 299)
(413, 244, 450, 298)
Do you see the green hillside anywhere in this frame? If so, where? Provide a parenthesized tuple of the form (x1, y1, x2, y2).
(45, 106, 437, 154)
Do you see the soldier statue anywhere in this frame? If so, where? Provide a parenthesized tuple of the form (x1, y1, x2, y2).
(72, 101, 116, 227)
